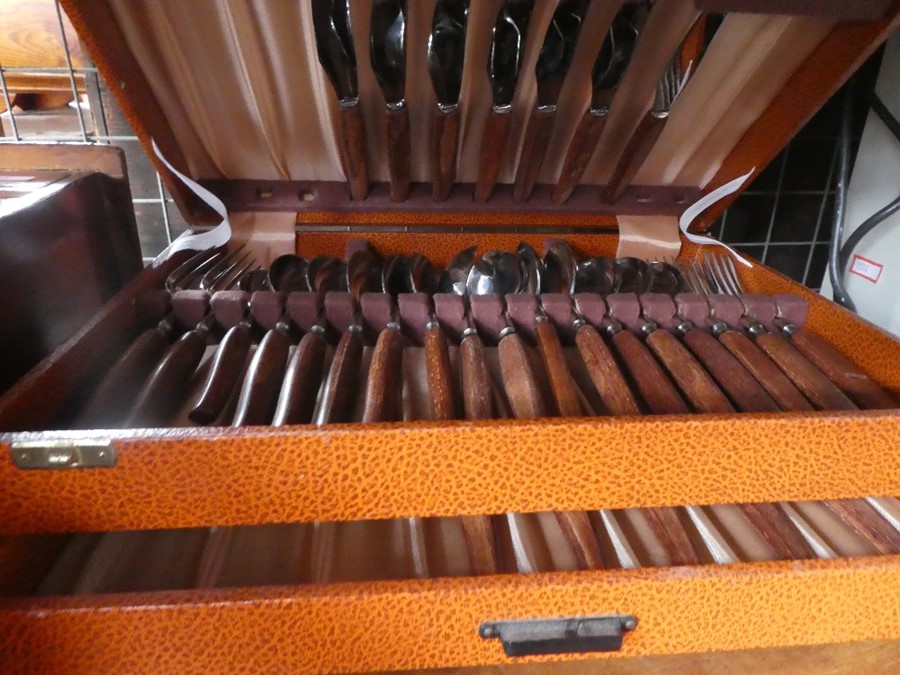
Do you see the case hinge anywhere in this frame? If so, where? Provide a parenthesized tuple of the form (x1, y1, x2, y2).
(479, 614, 637, 657)
(10, 439, 117, 470)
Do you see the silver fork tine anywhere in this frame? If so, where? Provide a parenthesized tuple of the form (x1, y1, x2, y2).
(165, 248, 223, 293)
(204, 251, 253, 291)
(690, 261, 712, 295)
(723, 255, 746, 294)
(709, 253, 737, 295)
(195, 246, 247, 291)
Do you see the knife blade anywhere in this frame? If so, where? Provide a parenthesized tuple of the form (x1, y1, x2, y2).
(427, 0, 469, 201)
(371, 0, 411, 202)
(512, 0, 589, 203)
(474, 0, 534, 203)
(553, 1, 648, 203)
(601, 14, 720, 204)
(312, 0, 369, 201)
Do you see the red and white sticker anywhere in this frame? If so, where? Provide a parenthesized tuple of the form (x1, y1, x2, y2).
(849, 254, 884, 283)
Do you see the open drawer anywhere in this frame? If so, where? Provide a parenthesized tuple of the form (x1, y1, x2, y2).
(2, 0, 900, 671)
(1, 230, 900, 673)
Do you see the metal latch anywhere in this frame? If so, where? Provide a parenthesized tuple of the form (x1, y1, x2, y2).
(479, 614, 638, 657)
(10, 439, 117, 470)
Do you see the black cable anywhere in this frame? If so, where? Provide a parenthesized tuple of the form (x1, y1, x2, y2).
(829, 83, 857, 311)
(837, 93, 900, 279)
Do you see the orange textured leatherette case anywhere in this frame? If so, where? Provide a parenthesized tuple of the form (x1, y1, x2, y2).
(1, 1, 900, 673)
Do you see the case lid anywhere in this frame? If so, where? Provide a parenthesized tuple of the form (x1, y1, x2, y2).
(60, 0, 900, 241)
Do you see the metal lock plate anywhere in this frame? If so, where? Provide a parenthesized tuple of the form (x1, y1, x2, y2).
(10, 439, 117, 470)
(479, 614, 638, 657)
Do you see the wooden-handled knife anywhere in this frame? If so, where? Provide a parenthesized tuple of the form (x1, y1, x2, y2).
(602, 15, 718, 204)
(312, 0, 369, 201)
(553, 2, 646, 203)
(371, 0, 411, 202)
(427, 0, 469, 202)
(513, 0, 588, 203)
(474, 0, 533, 202)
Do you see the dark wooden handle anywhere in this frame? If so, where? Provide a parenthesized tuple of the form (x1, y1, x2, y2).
(460, 334, 494, 420)
(512, 107, 556, 202)
(498, 329, 601, 569)
(553, 510, 606, 570)
(642, 506, 704, 566)
(424, 326, 457, 421)
(822, 499, 900, 555)
(231, 329, 291, 427)
(790, 327, 896, 409)
(645, 330, 735, 414)
(740, 502, 817, 560)
(601, 111, 666, 204)
(337, 104, 369, 201)
(474, 109, 512, 202)
(78, 328, 169, 427)
(718, 330, 813, 412)
(127, 329, 207, 427)
(498, 333, 547, 419)
(430, 107, 460, 202)
(574, 325, 640, 416)
(385, 105, 411, 202)
(535, 320, 582, 417)
(445, 332, 499, 575)
(316, 331, 364, 425)
(682, 329, 779, 413)
(189, 323, 253, 424)
(610, 330, 689, 414)
(553, 111, 607, 203)
(271, 331, 327, 426)
(754, 333, 856, 411)
(362, 327, 405, 423)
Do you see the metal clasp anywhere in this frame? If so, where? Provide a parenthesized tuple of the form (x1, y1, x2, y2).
(10, 439, 117, 470)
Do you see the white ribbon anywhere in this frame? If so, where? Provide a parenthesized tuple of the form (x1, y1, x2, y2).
(150, 139, 232, 267)
(679, 168, 755, 267)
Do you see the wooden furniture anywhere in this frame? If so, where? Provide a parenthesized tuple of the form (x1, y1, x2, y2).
(1, 1, 899, 672)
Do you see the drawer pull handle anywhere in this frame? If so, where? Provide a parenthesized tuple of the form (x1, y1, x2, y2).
(10, 440, 116, 470)
(479, 614, 637, 657)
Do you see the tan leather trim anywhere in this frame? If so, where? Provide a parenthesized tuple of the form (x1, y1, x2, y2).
(615, 215, 682, 260)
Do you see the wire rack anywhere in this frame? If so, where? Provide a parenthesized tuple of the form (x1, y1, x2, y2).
(0, 0, 186, 264)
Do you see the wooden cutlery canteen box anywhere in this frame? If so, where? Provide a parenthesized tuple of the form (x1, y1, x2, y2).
(2, 0, 900, 672)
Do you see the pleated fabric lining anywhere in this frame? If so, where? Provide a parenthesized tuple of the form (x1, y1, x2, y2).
(107, 0, 835, 190)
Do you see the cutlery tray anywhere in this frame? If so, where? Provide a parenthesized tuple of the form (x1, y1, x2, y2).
(3, 0, 900, 672)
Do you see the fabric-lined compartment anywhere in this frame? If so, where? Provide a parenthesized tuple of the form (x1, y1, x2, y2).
(100, 0, 836, 190)
(2, 496, 898, 598)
